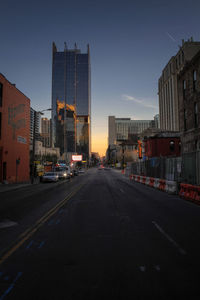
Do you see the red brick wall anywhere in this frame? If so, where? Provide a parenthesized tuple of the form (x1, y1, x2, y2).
(0, 74, 30, 183)
(145, 137, 180, 158)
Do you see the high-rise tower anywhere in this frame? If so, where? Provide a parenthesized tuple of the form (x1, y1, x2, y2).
(51, 42, 91, 162)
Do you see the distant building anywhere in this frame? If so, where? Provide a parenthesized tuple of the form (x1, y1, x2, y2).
(0, 73, 30, 183)
(108, 116, 158, 164)
(51, 42, 91, 162)
(35, 141, 60, 158)
(30, 108, 41, 151)
(158, 38, 200, 131)
(108, 116, 157, 146)
(178, 49, 200, 184)
(40, 117, 51, 148)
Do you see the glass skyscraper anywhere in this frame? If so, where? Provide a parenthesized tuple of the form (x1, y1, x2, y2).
(51, 42, 91, 162)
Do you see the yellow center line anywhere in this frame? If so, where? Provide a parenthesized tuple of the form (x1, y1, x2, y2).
(0, 183, 84, 266)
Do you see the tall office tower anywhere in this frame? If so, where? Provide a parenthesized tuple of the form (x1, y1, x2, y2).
(51, 42, 91, 161)
(158, 38, 200, 131)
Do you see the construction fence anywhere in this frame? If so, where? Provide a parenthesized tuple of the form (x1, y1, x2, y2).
(126, 151, 200, 185)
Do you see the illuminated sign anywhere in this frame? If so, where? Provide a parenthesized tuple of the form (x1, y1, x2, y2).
(72, 155, 82, 161)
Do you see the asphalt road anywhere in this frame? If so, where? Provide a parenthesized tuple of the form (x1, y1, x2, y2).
(0, 168, 200, 299)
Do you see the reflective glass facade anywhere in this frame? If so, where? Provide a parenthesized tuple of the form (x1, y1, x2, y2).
(52, 43, 91, 160)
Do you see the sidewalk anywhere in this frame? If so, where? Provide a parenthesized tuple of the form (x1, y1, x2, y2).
(0, 177, 40, 193)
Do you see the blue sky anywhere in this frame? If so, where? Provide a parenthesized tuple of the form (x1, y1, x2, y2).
(1, 0, 200, 155)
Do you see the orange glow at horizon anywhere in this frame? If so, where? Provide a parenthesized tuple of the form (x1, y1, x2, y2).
(92, 133, 107, 157)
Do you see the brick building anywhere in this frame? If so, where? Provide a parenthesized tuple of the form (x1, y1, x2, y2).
(178, 49, 200, 184)
(0, 73, 30, 183)
(144, 132, 181, 158)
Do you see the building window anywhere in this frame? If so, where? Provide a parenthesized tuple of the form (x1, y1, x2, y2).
(183, 80, 186, 99)
(193, 70, 197, 91)
(194, 102, 198, 128)
(0, 83, 3, 107)
(169, 140, 175, 152)
(179, 141, 181, 152)
(184, 109, 187, 131)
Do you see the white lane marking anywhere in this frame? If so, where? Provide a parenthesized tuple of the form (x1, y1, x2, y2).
(154, 265, 161, 272)
(120, 189, 125, 193)
(0, 220, 18, 229)
(152, 221, 187, 255)
(139, 266, 146, 272)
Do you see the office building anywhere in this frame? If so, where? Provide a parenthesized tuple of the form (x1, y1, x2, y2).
(108, 116, 155, 146)
(51, 42, 91, 162)
(178, 49, 200, 184)
(30, 107, 41, 151)
(0, 73, 30, 183)
(158, 38, 200, 131)
(41, 117, 51, 148)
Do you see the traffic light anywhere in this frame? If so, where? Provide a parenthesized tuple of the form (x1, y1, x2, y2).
(138, 140, 142, 159)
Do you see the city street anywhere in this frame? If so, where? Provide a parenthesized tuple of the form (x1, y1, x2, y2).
(0, 168, 200, 299)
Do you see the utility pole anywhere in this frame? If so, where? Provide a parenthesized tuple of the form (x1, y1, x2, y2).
(63, 43, 67, 163)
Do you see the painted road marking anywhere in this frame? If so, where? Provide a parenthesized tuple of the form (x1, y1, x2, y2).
(48, 220, 54, 226)
(26, 240, 33, 249)
(152, 221, 187, 255)
(139, 266, 146, 272)
(154, 265, 161, 272)
(38, 241, 45, 249)
(0, 184, 84, 266)
(0, 272, 22, 300)
(0, 220, 18, 229)
(120, 189, 125, 193)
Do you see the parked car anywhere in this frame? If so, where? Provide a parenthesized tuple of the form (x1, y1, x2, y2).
(78, 168, 85, 173)
(41, 172, 59, 182)
(57, 170, 70, 180)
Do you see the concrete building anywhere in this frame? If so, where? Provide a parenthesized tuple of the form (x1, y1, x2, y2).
(108, 116, 156, 146)
(40, 117, 51, 148)
(0, 73, 30, 183)
(108, 116, 158, 164)
(30, 107, 41, 151)
(35, 141, 60, 158)
(178, 49, 200, 184)
(51, 42, 91, 162)
(158, 38, 200, 131)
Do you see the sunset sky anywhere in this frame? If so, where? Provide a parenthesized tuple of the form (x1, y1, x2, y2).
(1, 0, 200, 156)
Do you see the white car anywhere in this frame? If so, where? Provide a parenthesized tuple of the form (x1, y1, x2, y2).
(42, 172, 59, 182)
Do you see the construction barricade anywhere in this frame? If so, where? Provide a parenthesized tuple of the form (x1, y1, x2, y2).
(145, 177, 150, 186)
(142, 176, 146, 184)
(136, 175, 141, 183)
(149, 177, 155, 187)
(154, 178, 160, 189)
(179, 183, 200, 204)
(165, 180, 177, 194)
(158, 179, 166, 191)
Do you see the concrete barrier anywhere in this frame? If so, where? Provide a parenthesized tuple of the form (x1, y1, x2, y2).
(145, 177, 150, 185)
(154, 178, 160, 189)
(165, 180, 177, 194)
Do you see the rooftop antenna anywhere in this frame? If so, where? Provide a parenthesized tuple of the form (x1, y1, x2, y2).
(64, 42, 67, 51)
(74, 43, 77, 50)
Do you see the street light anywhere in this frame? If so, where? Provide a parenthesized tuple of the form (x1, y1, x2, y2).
(31, 108, 52, 184)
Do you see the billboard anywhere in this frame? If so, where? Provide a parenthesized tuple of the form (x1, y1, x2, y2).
(72, 155, 82, 161)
